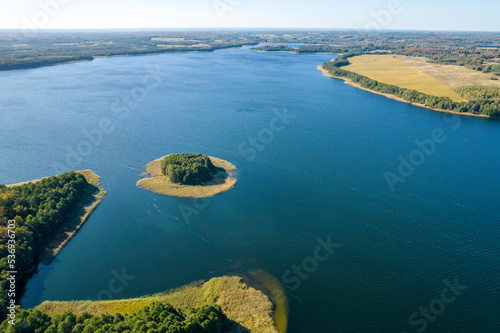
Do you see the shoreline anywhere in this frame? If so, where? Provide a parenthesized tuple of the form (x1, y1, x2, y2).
(0, 58, 95, 72)
(238, 270, 288, 333)
(1, 43, 259, 73)
(317, 65, 495, 119)
(137, 155, 237, 198)
(252, 49, 339, 55)
(38, 170, 106, 264)
(36, 276, 279, 333)
(6, 170, 106, 264)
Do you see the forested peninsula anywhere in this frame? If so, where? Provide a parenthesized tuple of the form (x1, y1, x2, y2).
(0, 171, 105, 321)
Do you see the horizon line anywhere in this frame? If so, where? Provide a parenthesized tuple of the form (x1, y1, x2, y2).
(1, 27, 500, 33)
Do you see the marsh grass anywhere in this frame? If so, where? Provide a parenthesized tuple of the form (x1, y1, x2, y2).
(36, 276, 278, 333)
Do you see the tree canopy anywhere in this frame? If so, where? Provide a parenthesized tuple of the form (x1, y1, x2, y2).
(161, 154, 216, 186)
(0, 172, 96, 321)
(0, 302, 229, 333)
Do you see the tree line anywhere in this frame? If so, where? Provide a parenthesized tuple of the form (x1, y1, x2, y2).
(323, 57, 500, 117)
(0, 302, 230, 333)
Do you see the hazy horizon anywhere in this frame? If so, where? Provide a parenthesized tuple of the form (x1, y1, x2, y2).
(1, 0, 499, 32)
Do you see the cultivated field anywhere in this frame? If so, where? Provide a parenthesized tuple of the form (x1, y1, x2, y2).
(345, 55, 465, 102)
(395, 56, 500, 89)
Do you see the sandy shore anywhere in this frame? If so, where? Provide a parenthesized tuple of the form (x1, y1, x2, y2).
(137, 155, 237, 198)
(317, 65, 494, 119)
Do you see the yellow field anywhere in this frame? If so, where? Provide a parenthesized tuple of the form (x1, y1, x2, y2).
(36, 276, 280, 333)
(395, 56, 500, 89)
(345, 55, 465, 102)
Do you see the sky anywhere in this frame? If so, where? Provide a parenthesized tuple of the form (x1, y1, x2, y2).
(0, 0, 499, 32)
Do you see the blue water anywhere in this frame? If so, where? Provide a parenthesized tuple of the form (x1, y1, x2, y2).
(1, 46, 499, 332)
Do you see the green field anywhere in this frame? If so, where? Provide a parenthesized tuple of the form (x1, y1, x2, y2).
(346, 55, 465, 102)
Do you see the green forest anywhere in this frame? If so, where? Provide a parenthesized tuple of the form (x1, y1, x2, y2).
(0, 173, 97, 321)
(161, 154, 216, 186)
(322, 56, 500, 117)
(455, 85, 500, 100)
(0, 302, 229, 333)
(2, 31, 499, 73)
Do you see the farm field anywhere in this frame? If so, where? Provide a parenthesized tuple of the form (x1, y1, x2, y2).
(395, 56, 500, 89)
(345, 55, 465, 102)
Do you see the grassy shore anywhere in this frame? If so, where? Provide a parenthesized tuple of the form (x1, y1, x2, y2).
(137, 155, 237, 198)
(240, 270, 288, 333)
(36, 276, 280, 333)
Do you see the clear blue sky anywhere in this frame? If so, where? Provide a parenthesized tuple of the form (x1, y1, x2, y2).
(1, 0, 499, 31)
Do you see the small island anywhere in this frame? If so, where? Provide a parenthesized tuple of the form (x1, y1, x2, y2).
(137, 153, 237, 198)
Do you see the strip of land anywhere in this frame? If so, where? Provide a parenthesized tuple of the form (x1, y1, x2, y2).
(36, 276, 281, 333)
(137, 155, 237, 198)
(40, 170, 106, 264)
(7, 170, 106, 264)
(317, 64, 425, 107)
(319, 54, 500, 118)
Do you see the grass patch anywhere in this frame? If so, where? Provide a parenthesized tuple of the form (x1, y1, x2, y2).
(345, 55, 464, 102)
(36, 276, 279, 333)
(137, 155, 237, 198)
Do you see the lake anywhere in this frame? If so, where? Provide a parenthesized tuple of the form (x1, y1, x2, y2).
(1, 46, 499, 332)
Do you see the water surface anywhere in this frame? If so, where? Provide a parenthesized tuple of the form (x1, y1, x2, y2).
(0, 46, 499, 332)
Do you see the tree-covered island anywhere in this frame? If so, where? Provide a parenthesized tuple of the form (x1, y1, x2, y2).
(137, 154, 237, 198)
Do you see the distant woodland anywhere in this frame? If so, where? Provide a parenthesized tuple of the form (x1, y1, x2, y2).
(1, 30, 500, 73)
